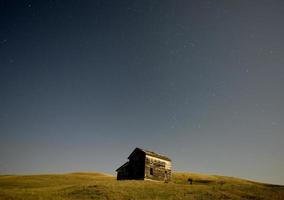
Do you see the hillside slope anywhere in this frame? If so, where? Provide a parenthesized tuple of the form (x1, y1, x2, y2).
(0, 172, 283, 200)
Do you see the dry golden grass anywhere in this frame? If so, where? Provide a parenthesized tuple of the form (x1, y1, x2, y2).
(0, 172, 283, 200)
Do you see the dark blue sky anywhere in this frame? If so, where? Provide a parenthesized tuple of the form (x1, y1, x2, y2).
(1, 0, 284, 184)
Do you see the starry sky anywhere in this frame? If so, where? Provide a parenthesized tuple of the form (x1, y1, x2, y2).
(0, 0, 284, 184)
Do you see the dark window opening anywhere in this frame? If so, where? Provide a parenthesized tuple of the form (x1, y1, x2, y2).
(150, 168, 154, 175)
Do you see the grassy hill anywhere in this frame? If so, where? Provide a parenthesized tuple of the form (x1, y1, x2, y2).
(0, 172, 283, 200)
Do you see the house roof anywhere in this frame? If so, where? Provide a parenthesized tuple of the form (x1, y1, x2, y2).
(115, 161, 129, 171)
(129, 147, 171, 161)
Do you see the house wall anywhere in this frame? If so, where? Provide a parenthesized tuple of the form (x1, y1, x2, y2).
(144, 155, 171, 181)
(128, 150, 145, 180)
(117, 150, 145, 180)
(117, 165, 129, 180)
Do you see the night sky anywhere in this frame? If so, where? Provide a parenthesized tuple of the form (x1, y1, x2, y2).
(1, 0, 284, 184)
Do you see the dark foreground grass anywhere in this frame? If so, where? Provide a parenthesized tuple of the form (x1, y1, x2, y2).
(0, 172, 283, 200)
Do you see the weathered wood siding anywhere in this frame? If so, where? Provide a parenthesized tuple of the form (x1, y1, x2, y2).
(144, 155, 171, 182)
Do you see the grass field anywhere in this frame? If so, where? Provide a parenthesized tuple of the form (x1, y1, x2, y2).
(0, 172, 283, 200)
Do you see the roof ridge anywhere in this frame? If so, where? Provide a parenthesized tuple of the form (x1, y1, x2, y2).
(137, 147, 171, 161)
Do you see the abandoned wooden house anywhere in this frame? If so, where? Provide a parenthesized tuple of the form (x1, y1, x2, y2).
(116, 148, 172, 182)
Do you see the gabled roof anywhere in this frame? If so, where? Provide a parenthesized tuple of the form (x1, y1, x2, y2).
(116, 161, 129, 172)
(129, 147, 171, 161)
